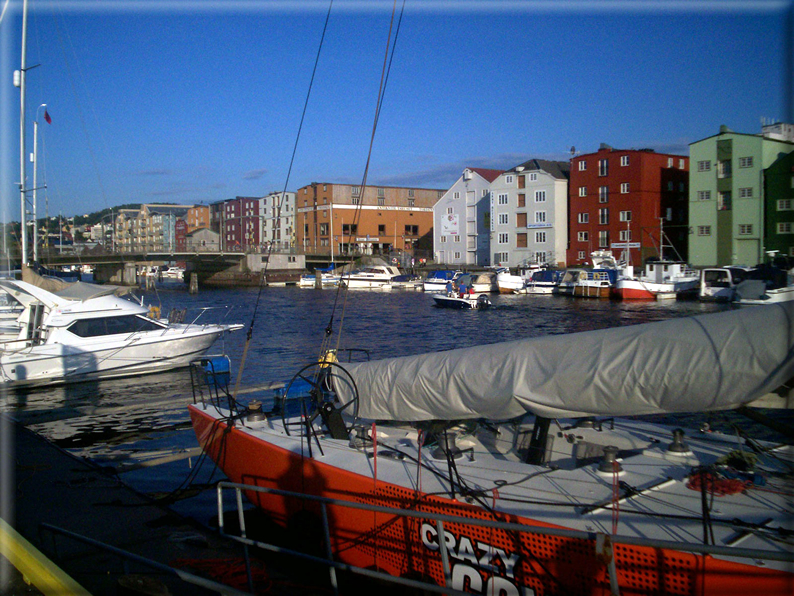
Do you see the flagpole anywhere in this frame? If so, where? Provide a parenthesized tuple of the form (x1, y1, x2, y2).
(18, 0, 29, 267)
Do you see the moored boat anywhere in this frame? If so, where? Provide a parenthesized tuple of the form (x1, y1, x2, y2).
(0, 279, 242, 387)
(518, 269, 563, 294)
(495, 265, 538, 294)
(190, 303, 794, 596)
(422, 270, 462, 292)
(699, 267, 752, 302)
(339, 265, 401, 289)
(612, 261, 699, 301)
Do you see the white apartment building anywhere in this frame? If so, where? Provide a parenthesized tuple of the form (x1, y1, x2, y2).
(433, 167, 502, 266)
(489, 159, 570, 268)
(260, 191, 296, 250)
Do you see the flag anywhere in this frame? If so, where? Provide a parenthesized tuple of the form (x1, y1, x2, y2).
(44, 110, 51, 124)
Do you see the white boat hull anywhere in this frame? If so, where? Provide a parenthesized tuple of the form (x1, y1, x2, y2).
(0, 325, 234, 387)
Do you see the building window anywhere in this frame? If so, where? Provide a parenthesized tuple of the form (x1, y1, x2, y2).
(505, 175, 514, 184)
(497, 193, 508, 205)
(578, 251, 586, 260)
(406, 225, 419, 235)
(535, 231, 546, 243)
(697, 190, 711, 201)
(518, 194, 526, 207)
(578, 213, 589, 224)
(718, 191, 732, 211)
(599, 187, 609, 203)
(738, 224, 753, 235)
(619, 230, 631, 241)
(599, 208, 609, 225)
(408, 198, 415, 207)
(377, 188, 385, 197)
(454, 251, 462, 259)
(408, 189, 415, 197)
(778, 222, 793, 234)
(351, 186, 360, 195)
(440, 235, 446, 243)
(739, 157, 754, 168)
(535, 211, 547, 224)
(517, 212, 527, 227)
(378, 197, 385, 206)
(577, 231, 589, 242)
(697, 225, 711, 236)
(535, 190, 546, 202)
(517, 233, 527, 248)
(619, 210, 632, 222)
(598, 159, 608, 176)
(739, 187, 753, 198)
(578, 187, 587, 197)
(447, 207, 454, 214)
(620, 183, 629, 194)
(498, 233, 509, 244)
(498, 213, 509, 225)
(697, 161, 711, 172)
(598, 231, 609, 248)
(378, 224, 386, 235)
(496, 252, 509, 263)
(620, 155, 629, 167)
(667, 158, 673, 168)
(778, 199, 793, 211)
(453, 234, 460, 242)
(578, 160, 587, 171)
(530, 173, 538, 181)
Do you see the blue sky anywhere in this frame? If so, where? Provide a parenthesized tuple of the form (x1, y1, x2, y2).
(1, 0, 790, 220)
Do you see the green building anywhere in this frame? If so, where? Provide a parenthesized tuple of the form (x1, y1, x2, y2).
(688, 124, 794, 267)
(764, 149, 794, 259)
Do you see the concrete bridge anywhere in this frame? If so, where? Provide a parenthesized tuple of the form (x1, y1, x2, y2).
(38, 250, 355, 286)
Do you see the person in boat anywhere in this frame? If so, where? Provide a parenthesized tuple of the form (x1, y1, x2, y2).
(445, 281, 454, 296)
(458, 281, 468, 298)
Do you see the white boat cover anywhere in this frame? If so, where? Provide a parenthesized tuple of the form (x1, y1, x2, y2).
(336, 302, 794, 420)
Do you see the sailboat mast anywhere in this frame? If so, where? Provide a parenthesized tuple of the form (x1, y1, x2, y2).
(18, 0, 29, 267)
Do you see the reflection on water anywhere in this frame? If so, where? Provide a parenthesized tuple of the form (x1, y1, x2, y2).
(6, 285, 790, 521)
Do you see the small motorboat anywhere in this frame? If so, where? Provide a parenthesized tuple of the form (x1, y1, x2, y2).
(432, 292, 491, 309)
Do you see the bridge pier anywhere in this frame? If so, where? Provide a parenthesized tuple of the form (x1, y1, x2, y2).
(94, 263, 139, 286)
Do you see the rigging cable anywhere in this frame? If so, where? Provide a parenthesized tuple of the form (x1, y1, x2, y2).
(231, 0, 335, 401)
(320, 0, 406, 361)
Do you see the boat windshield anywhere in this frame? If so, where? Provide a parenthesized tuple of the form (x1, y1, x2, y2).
(67, 315, 165, 338)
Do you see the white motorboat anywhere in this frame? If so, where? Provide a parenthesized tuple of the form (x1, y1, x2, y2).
(517, 269, 563, 294)
(431, 292, 491, 309)
(190, 303, 794, 596)
(339, 265, 401, 289)
(421, 270, 462, 292)
(733, 263, 794, 305)
(0, 279, 243, 387)
(298, 273, 341, 288)
(699, 267, 752, 301)
(613, 261, 700, 301)
(495, 266, 539, 294)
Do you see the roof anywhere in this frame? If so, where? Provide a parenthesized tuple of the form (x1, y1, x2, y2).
(510, 159, 570, 180)
(466, 168, 503, 183)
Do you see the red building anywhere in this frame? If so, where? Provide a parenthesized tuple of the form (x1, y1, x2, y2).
(222, 196, 262, 251)
(175, 219, 188, 252)
(567, 145, 689, 266)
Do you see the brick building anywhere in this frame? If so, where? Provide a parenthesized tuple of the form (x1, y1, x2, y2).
(296, 182, 444, 257)
(567, 145, 689, 266)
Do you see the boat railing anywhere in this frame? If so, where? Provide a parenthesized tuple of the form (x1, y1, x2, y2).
(214, 480, 794, 596)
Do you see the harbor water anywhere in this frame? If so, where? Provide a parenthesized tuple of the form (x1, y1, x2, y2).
(3, 284, 790, 527)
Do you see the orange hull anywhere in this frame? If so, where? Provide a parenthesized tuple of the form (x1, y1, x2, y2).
(190, 406, 793, 596)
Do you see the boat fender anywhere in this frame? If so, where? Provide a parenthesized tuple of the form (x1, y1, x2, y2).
(148, 305, 161, 319)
